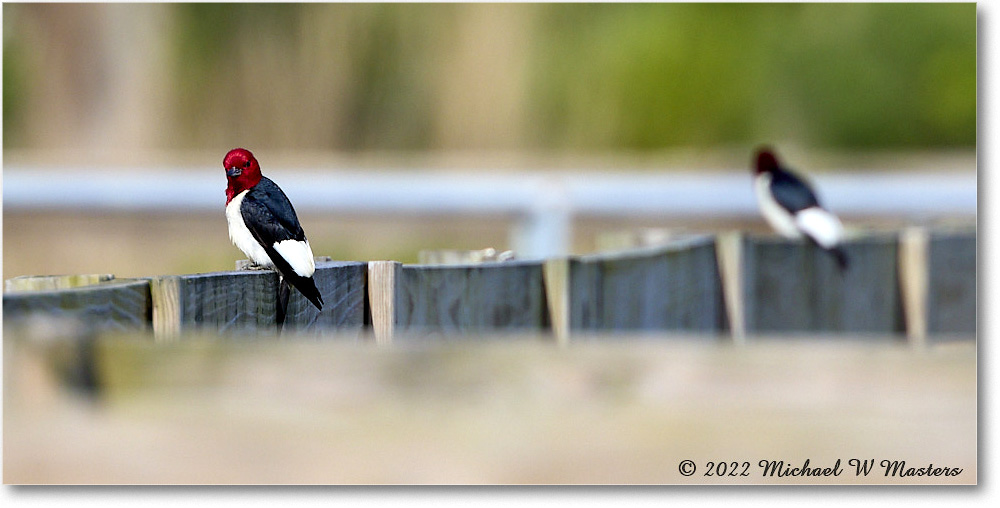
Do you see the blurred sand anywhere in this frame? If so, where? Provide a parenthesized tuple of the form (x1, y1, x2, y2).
(3, 332, 976, 484)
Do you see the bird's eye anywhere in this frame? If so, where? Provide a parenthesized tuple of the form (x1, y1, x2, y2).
(244, 161, 251, 168)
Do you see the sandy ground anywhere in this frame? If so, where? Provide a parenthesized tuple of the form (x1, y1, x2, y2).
(3, 331, 976, 485)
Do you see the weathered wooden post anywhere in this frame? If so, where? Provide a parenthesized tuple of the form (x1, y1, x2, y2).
(741, 233, 903, 336)
(367, 261, 401, 345)
(568, 235, 728, 334)
(149, 276, 181, 341)
(543, 257, 570, 346)
(3, 277, 152, 332)
(148, 271, 280, 339)
(715, 231, 745, 344)
(280, 261, 367, 337)
(899, 227, 929, 345)
(926, 229, 976, 340)
(392, 260, 549, 337)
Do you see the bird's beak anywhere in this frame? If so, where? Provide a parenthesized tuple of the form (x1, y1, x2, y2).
(226, 167, 242, 177)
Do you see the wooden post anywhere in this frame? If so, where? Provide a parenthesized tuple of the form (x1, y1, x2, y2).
(3, 279, 152, 333)
(394, 262, 548, 335)
(899, 227, 929, 346)
(281, 261, 368, 336)
(544, 257, 570, 346)
(567, 236, 726, 333)
(150, 276, 181, 342)
(926, 229, 976, 338)
(367, 261, 400, 346)
(162, 271, 280, 335)
(742, 233, 902, 336)
(716, 231, 745, 344)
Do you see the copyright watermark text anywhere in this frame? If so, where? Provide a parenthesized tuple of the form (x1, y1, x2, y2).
(677, 458, 964, 478)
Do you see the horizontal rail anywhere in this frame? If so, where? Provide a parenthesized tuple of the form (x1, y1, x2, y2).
(2, 167, 977, 217)
(3, 167, 976, 258)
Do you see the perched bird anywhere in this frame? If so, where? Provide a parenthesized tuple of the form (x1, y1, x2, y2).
(224, 148, 324, 312)
(753, 147, 849, 270)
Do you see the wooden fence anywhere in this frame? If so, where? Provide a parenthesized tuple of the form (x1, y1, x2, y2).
(3, 228, 976, 344)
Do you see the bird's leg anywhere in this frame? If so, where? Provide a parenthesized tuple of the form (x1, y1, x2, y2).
(276, 276, 291, 332)
(236, 259, 272, 271)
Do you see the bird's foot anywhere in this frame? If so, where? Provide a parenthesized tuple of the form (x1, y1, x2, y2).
(236, 259, 271, 271)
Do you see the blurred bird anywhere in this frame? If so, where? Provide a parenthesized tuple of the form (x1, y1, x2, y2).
(752, 147, 849, 270)
(224, 148, 324, 313)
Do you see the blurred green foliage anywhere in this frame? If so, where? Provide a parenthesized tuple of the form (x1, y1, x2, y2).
(3, 3, 975, 152)
(3, 29, 28, 146)
(528, 3, 975, 150)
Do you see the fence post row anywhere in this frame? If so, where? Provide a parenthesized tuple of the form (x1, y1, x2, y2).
(3, 229, 976, 343)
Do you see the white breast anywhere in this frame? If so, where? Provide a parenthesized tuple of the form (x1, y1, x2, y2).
(754, 173, 801, 239)
(226, 190, 273, 268)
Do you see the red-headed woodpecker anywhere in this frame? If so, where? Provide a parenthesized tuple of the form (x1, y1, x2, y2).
(224, 148, 324, 310)
(753, 147, 849, 270)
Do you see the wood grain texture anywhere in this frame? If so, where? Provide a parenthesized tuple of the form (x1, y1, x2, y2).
(171, 270, 280, 335)
(927, 230, 976, 338)
(569, 236, 727, 333)
(899, 228, 929, 345)
(395, 261, 548, 335)
(2, 279, 151, 332)
(149, 276, 181, 342)
(543, 257, 570, 345)
(281, 261, 367, 337)
(368, 261, 401, 345)
(715, 231, 745, 343)
(742, 233, 903, 335)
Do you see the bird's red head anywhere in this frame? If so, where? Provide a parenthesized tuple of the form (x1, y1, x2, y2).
(754, 147, 780, 174)
(224, 148, 262, 204)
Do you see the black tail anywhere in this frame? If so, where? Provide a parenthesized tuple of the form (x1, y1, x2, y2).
(263, 245, 325, 311)
(287, 272, 324, 311)
(805, 236, 850, 273)
(828, 246, 849, 272)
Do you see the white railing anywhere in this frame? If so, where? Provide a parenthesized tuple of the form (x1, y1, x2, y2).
(2, 167, 977, 258)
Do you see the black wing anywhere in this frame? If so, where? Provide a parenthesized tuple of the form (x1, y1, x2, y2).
(240, 178, 324, 310)
(241, 177, 307, 245)
(769, 168, 820, 213)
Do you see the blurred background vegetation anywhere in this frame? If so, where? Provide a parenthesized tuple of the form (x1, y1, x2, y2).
(2, 3, 977, 278)
(3, 2, 975, 159)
